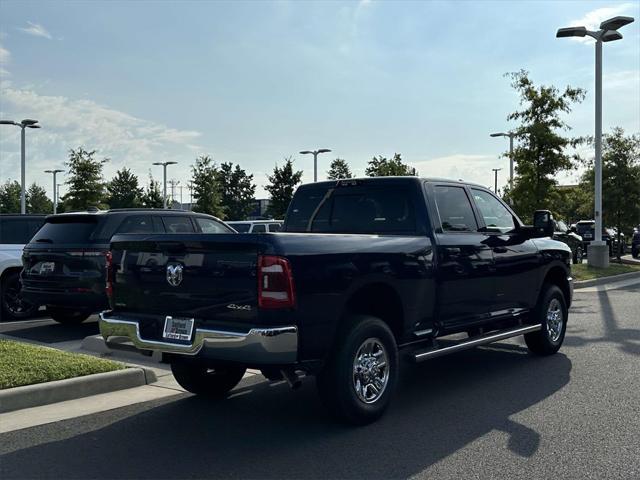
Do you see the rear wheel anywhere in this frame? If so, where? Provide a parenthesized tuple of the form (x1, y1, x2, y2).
(524, 284, 567, 356)
(48, 307, 91, 325)
(170, 361, 246, 397)
(316, 315, 398, 425)
(1, 271, 39, 321)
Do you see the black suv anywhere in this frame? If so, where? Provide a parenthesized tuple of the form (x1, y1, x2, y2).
(21, 209, 233, 324)
(1, 215, 46, 321)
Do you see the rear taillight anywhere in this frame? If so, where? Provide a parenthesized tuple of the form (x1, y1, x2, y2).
(258, 255, 296, 309)
(105, 251, 113, 300)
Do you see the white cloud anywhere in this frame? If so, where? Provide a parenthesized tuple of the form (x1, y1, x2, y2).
(0, 86, 203, 197)
(18, 21, 52, 40)
(567, 3, 636, 43)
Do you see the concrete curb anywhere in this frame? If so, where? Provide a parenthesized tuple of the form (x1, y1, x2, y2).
(574, 270, 640, 289)
(0, 367, 157, 414)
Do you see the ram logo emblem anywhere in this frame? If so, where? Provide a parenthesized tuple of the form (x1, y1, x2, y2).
(166, 263, 184, 287)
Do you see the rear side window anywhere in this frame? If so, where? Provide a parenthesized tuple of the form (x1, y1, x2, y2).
(0, 218, 44, 244)
(196, 218, 231, 233)
(434, 186, 478, 232)
(286, 186, 416, 234)
(30, 217, 103, 244)
(117, 215, 154, 234)
(252, 224, 267, 233)
(162, 216, 195, 233)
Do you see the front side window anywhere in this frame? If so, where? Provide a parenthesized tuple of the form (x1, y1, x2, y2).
(196, 218, 231, 233)
(471, 189, 516, 233)
(162, 216, 195, 233)
(434, 186, 478, 232)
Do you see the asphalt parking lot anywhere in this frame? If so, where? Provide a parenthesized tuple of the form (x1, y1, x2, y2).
(1, 280, 639, 479)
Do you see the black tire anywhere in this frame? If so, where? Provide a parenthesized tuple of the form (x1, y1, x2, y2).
(572, 246, 583, 264)
(170, 361, 246, 397)
(1, 271, 39, 321)
(47, 307, 91, 325)
(524, 284, 567, 356)
(316, 315, 398, 425)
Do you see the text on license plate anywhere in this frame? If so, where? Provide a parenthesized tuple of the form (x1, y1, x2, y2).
(163, 316, 194, 341)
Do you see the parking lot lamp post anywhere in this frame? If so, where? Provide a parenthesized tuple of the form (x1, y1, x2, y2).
(556, 15, 634, 267)
(44, 169, 64, 214)
(152, 161, 177, 209)
(490, 132, 517, 194)
(492, 168, 502, 195)
(299, 149, 332, 182)
(0, 119, 41, 214)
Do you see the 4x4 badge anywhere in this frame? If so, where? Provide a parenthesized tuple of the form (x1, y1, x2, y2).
(166, 263, 183, 287)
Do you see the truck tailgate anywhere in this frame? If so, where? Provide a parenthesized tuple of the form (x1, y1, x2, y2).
(111, 234, 259, 324)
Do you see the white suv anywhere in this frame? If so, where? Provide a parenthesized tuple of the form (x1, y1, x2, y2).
(227, 220, 283, 233)
(0, 215, 46, 321)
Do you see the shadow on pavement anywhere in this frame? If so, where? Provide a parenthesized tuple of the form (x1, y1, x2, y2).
(0, 319, 99, 344)
(0, 344, 572, 479)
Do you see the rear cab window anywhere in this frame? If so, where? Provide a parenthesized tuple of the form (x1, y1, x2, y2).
(285, 185, 417, 234)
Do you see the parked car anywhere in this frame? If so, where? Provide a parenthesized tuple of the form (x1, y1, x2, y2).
(574, 220, 625, 257)
(553, 219, 583, 264)
(632, 226, 640, 259)
(227, 220, 283, 233)
(0, 214, 46, 321)
(21, 209, 233, 324)
(100, 177, 573, 425)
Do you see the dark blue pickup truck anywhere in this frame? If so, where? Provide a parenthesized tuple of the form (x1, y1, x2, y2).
(100, 177, 573, 424)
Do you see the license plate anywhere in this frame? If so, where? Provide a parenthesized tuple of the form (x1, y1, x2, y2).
(39, 262, 55, 275)
(162, 316, 194, 341)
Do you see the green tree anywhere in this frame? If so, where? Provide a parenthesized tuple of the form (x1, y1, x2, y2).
(265, 157, 303, 218)
(504, 70, 585, 220)
(365, 153, 416, 176)
(579, 127, 640, 258)
(107, 168, 143, 208)
(26, 183, 53, 214)
(216, 162, 256, 220)
(0, 180, 21, 213)
(551, 185, 592, 226)
(63, 147, 108, 211)
(327, 158, 353, 180)
(191, 155, 224, 218)
(141, 174, 164, 208)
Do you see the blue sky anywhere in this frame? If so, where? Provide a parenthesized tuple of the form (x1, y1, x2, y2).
(1, 0, 639, 200)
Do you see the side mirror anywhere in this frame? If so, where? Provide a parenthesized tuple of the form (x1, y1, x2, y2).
(533, 210, 554, 238)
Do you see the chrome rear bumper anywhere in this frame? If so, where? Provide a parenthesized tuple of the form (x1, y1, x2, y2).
(99, 311, 298, 364)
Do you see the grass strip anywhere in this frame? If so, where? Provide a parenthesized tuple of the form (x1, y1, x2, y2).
(0, 339, 124, 390)
(572, 262, 640, 281)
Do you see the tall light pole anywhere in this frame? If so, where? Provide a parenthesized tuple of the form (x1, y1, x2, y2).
(0, 119, 41, 214)
(152, 161, 177, 209)
(557, 15, 634, 268)
(492, 168, 502, 195)
(44, 169, 64, 214)
(299, 148, 331, 182)
(490, 132, 517, 195)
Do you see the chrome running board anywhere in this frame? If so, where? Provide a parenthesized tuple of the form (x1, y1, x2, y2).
(412, 324, 541, 363)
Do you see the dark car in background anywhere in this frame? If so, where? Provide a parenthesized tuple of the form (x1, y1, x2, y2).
(553, 219, 583, 264)
(1, 214, 46, 321)
(574, 220, 625, 257)
(20, 209, 233, 324)
(632, 226, 640, 259)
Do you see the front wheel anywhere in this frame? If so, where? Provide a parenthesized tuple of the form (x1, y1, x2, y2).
(524, 284, 567, 356)
(48, 307, 91, 325)
(171, 361, 246, 397)
(316, 315, 398, 425)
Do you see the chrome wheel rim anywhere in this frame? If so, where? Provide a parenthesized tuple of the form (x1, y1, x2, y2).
(546, 298, 563, 343)
(352, 338, 389, 404)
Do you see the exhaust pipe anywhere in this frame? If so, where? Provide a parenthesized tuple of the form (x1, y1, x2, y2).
(281, 369, 302, 390)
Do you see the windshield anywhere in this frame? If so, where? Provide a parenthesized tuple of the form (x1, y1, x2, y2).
(30, 216, 106, 244)
(575, 223, 594, 235)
